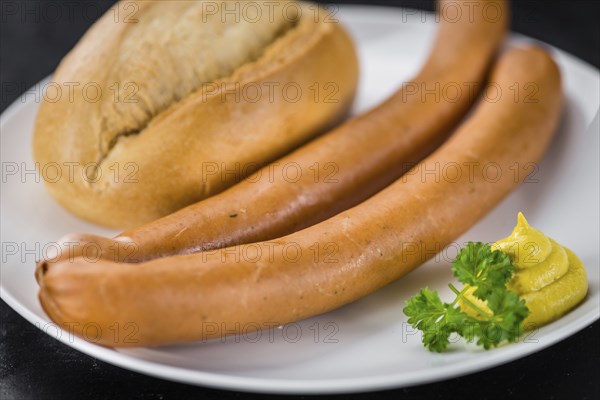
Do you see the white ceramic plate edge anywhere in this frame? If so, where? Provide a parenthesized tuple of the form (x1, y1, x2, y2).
(2, 5, 599, 394)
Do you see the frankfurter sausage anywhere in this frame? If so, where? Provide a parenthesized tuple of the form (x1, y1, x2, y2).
(38, 46, 563, 347)
(36, 0, 508, 271)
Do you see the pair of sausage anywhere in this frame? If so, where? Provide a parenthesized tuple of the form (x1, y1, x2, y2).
(37, 45, 563, 347)
(36, 0, 508, 271)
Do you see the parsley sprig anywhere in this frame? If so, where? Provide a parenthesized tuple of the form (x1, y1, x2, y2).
(403, 242, 529, 352)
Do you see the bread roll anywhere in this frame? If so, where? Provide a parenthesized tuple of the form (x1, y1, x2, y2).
(33, 0, 358, 228)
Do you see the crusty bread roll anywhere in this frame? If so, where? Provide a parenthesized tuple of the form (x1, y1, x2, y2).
(33, 0, 358, 229)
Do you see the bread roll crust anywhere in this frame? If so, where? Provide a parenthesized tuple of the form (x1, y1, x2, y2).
(33, 1, 358, 228)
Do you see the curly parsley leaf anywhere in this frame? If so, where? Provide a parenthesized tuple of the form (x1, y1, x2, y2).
(484, 288, 529, 343)
(403, 288, 470, 352)
(451, 242, 514, 301)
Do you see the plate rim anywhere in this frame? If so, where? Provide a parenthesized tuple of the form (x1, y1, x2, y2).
(2, 4, 599, 394)
(2, 285, 598, 394)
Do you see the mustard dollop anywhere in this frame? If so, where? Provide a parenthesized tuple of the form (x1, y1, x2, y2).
(463, 212, 588, 329)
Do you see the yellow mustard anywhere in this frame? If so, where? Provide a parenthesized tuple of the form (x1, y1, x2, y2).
(462, 212, 588, 329)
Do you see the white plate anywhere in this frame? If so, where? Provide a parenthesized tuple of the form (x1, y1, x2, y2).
(1, 5, 599, 395)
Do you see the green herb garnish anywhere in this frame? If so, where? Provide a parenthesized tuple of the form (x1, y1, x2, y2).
(403, 242, 529, 352)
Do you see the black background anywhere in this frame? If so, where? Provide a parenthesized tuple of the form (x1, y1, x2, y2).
(1, 1, 599, 399)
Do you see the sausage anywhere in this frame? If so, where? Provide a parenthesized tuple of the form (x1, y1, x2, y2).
(36, 0, 509, 272)
(37, 46, 563, 347)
